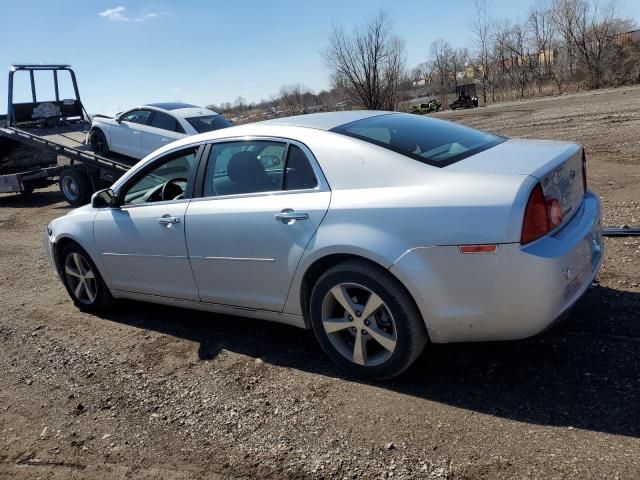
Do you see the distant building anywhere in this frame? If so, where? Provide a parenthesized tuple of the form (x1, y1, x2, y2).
(464, 65, 475, 81)
(614, 29, 640, 47)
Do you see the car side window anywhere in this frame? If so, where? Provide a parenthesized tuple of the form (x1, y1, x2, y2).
(284, 145, 318, 190)
(203, 141, 285, 197)
(150, 111, 179, 132)
(174, 121, 186, 134)
(121, 109, 152, 125)
(122, 148, 197, 205)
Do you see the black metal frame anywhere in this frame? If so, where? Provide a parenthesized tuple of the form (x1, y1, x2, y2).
(6, 64, 90, 126)
(602, 227, 640, 237)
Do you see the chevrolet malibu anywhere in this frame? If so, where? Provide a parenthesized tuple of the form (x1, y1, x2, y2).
(44, 111, 603, 379)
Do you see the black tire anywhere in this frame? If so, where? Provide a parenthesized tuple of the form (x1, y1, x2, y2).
(59, 168, 92, 206)
(309, 259, 427, 380)
(89, 128, 110, 155)
(59, 243, 112, 313)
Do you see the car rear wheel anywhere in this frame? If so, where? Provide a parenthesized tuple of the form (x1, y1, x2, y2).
(60, 243, 112, 313)
(309, 259, 427, 380)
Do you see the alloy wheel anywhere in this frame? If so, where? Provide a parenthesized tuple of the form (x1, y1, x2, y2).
(64, 252, 97, 305)
(321, 283, 397, 367)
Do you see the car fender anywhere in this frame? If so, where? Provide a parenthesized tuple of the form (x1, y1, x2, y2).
(48, 207, 113, 288)
(91, 118, 114, 144)
(282, 212, 411, 317)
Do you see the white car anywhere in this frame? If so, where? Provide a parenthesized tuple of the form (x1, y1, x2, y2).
(45, 111, 602, 379)
(88, 102, 230, 159)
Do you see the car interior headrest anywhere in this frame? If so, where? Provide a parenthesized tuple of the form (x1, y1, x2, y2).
(227, 151, 267, 185)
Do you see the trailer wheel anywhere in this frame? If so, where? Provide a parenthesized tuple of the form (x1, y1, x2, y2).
(89, 129, 110, 155)
(59, 168, 92, 206)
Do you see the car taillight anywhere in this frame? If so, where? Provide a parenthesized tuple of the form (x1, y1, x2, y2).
(521, 183, 562, 245)
(521, 184, 548, 244)
(582, 150, 587, 193)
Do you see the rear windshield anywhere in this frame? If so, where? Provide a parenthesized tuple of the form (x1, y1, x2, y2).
(186, 114, 231, 133)
(330, 113, 505, 167)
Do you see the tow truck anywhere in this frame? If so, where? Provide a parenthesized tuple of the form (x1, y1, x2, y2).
(0, 64, 133, 206)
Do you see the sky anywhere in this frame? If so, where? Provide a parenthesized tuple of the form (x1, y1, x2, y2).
(1, 0, 639, 115)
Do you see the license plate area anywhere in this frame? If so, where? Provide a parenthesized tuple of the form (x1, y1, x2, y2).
(564, 226, 601, 299)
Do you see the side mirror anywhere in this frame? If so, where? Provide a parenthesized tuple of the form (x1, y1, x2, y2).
(114, 115, 122, 123)
(91, 188, 115, 209)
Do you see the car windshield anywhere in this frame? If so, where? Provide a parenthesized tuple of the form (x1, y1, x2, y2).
(185, 114, 231, 133)
(330, 113, 505, 167)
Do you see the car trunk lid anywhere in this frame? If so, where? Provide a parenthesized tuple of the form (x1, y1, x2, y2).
(448, 138, 585, 227)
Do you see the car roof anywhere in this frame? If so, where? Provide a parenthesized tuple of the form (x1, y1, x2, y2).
(145, 102, 199, 111)
(142, 104, 220, 118)
(254, 110, 394, 131)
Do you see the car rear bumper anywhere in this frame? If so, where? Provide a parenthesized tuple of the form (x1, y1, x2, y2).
(390, 191, 603, 343)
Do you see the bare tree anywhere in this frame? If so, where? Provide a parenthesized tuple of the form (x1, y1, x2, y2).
(508, 21, 534, 97)
(529, 0, 559, 91)
(324, 11, 406, 110)
(429, 38, 451, 88)
(472, 0, 493, 103)
(447, 47, 470, 88)
(278, 83, 312, 111)
(233, 96, 247, 112)
(410, 65, 424, 85)
(553, 0, 623, 88)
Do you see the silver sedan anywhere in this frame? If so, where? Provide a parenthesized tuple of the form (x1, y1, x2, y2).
(44, 111, 603, 379)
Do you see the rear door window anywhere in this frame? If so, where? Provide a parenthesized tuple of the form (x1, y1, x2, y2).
(186, 115, 231, 133)
(284, 145, 317, 190)
(203, 141, 286, 197)
(150, 111, 179, 132)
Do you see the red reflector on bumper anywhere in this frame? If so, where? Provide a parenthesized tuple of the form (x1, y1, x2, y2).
(459, 245, 498, 254)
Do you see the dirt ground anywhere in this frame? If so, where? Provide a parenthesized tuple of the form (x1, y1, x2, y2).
(1, 86, 639, 479)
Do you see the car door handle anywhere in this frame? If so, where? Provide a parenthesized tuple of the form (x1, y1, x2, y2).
(274, 209, 308, 223)
(133, 131, 142, 135)
(161, 138, 170, 142)
(158, 215, 181, 226)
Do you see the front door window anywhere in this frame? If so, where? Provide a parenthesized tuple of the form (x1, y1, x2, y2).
(122, 148, 197, 204)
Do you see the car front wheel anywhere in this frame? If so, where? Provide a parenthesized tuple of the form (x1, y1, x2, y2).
(89, 128, 110, 155)
(309, 259, 427, 380)
(59, 243, 112, 313)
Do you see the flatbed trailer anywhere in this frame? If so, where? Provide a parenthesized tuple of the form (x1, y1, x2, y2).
(0, 65, 133, 205)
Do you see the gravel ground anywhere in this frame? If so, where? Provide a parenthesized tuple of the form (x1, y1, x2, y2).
(1, 86, 639, 479)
